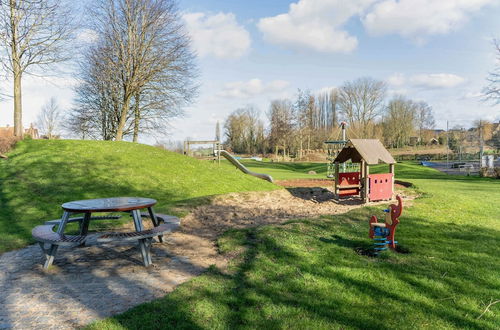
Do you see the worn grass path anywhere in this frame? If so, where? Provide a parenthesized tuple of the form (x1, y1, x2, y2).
(89, 162, 500, 329)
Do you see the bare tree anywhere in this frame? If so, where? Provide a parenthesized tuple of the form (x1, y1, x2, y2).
(382, 96, 416, 148)
(80, 0, 197, 142)
(71, 42, 123, 140)
(268, 99, 294, 154)
(36, 97, 62, 139)
(483, 39, 500, 104)
(293, 89, 314, 154)
(224, 106, 264, 154)
(316, 88, 339, 131)
(64, 107, 95, 140)
(414, 101, 435, 143)
(0, 0, 73, 136)
(338, 77, 386, 138)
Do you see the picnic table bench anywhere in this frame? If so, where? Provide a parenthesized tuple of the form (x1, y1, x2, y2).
(32, 197, 180, 269)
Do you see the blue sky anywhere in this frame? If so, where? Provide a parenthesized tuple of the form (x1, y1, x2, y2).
(1, 0, 499, 142)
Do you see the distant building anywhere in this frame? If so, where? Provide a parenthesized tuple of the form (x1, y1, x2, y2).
(0, 124, 39, 139)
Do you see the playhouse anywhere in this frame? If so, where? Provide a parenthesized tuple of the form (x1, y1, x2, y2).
(333, 139, 396, 203)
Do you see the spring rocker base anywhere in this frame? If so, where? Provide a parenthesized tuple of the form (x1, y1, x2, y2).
(369, 195, 403, 254)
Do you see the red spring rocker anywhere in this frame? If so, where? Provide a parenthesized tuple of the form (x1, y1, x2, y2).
(369, 195, 403, 252)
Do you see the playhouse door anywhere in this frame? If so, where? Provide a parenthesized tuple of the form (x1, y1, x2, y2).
(369, 173, 393, 201)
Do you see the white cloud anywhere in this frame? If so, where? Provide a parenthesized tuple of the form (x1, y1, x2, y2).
(387, 73, 466, 89)
(387, 73, 406, 87)
(0, 75, 77, 127)
(76, 29, 99, 43)
(217, 79, 290, 99)
(257, 0, 376, 53)
(256, 0, 496, 52)
(462, 91, 484, 99)
(410, 73, 466, 88)
(363, 0, 496, 41)
(183, 12, 251, 59)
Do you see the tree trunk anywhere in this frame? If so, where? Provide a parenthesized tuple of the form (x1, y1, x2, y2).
(115, 94, 131, 141)
(13, 72, 23, 137)
(133, 93, 140, 143)
(10, 0, 23, 137)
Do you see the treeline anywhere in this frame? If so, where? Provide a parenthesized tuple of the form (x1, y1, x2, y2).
(224, 77, 436, 155)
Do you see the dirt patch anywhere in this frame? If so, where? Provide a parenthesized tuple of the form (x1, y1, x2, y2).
(278, 178, 412, 190)
(276, 179, 333, 187)
(177, 189, 358, 240)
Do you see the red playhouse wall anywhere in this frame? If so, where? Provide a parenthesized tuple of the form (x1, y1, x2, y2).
(338, 172, 360, 196)
(368, 173, 393, 201)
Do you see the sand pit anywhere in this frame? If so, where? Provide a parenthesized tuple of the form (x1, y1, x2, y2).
(167, 185, 415, 265)
(276, 178, 334, 187)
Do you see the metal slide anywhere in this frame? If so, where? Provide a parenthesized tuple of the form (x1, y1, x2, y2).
(218, 150, 274, 183)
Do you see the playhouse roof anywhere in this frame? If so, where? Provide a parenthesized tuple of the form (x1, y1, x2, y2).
(334, 139, 396, 165)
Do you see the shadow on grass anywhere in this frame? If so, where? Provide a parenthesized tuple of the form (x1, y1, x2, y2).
(90, 203, 499, 329)
(0, 154, 190, 252)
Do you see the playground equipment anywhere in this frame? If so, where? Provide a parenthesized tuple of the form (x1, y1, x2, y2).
(369, 195, 403, 253)
(332, 139, 396, 203)
(183, 140, 221, 163)
(325, 122, 348, 177)
(218, 150, 274, 183)
(183, 139, 273, 183)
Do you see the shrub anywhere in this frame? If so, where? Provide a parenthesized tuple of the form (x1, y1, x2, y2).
(0, 136, 20, 154)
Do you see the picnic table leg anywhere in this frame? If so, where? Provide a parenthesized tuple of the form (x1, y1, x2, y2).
(78, 212, 92, 246)
(41, 244, 59, 269)
(132, 210, 151, 266)
(56, 211, 71, 234)
(131, 209, 144, 231)
(79, 212, 92, 235)
(147, 207, 163, 243)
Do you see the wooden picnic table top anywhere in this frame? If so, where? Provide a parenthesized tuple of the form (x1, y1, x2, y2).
(61, 197, 157, 213)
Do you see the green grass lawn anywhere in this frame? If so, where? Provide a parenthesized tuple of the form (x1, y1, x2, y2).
(0, 140, 278, 253)
(88, 162, 500, 329)
(238, 159, 328, 180)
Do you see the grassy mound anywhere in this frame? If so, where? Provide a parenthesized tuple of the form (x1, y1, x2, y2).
(0, 139, 278, 252)
(88, 162, 500, 329)
(239, 160, 328, 180)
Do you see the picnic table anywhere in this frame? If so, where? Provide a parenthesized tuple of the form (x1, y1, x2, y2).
(32, 197, 180, 269)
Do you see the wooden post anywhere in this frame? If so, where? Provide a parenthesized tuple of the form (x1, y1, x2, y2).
(217, 142, 221, 165)
(334, 162, 340, 199)
(389, 163, 395, 200)
(360, 160, 365, 199)
(363, 162, 370, 203)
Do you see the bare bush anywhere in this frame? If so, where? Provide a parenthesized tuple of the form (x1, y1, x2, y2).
(0, 136, 20, 155)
